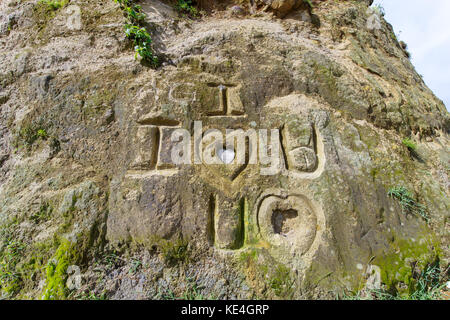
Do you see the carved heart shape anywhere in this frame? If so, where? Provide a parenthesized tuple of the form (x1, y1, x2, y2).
(201, 131, 249, 181)
(258, 194, 317, 255)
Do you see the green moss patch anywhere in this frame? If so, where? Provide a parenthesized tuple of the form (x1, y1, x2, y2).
(374, 235, 440, 296)
(41, 238, 79, 300)
(239, 248, 294, 299)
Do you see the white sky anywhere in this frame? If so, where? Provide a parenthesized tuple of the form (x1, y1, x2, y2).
(374, 0, 450, 110)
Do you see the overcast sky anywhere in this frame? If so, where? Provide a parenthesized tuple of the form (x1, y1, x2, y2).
(373, 0, 450, 110)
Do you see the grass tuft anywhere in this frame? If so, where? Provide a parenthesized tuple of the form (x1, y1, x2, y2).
(387, 186, 429, 222)
(344, 263, 445, 300)
(160, 238, 189, 266)
(402, 138, 417, 151)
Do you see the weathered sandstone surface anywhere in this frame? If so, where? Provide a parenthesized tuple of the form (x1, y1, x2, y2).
(0, 0, 448, 299)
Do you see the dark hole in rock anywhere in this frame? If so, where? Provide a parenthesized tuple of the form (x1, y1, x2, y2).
(271, 209, 298, 236)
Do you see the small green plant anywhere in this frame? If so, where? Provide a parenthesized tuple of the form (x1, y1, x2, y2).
(160, 238, 189, 266)
(402, 138, 422, 160)
(124, 25, 158, 64)
(18, 125, 49, 148)
(114, 0, 159, 66)
(0, 239, 26, 296)
(36, 129, 48, 139)
(268, 264, 294, 298)
(103, 252, 124, 268)
(104, 253, 118, 267)
(30, 203, 53, 223)
(179, 279, 207, 300)
(175, 0, 198, 16)
(124, 4, 146, 23)
(157, 278, 212, 300)
(402, 138, 417, 151)
(407, 263, 444, 300)
(388, 186, 429, 222)
(128, 259, 142, 274)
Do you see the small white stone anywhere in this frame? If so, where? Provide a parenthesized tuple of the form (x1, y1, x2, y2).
(356, 263, 364, 270)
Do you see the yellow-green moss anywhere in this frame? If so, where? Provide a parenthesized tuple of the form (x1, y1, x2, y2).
(41, 238, 78, 300)
(239, 248, 294, 299)
(159, 238, 189, 266)
(374, 233, 440, 296)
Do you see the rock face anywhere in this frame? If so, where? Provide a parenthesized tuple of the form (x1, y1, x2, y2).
(0, 0, 448, 299)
